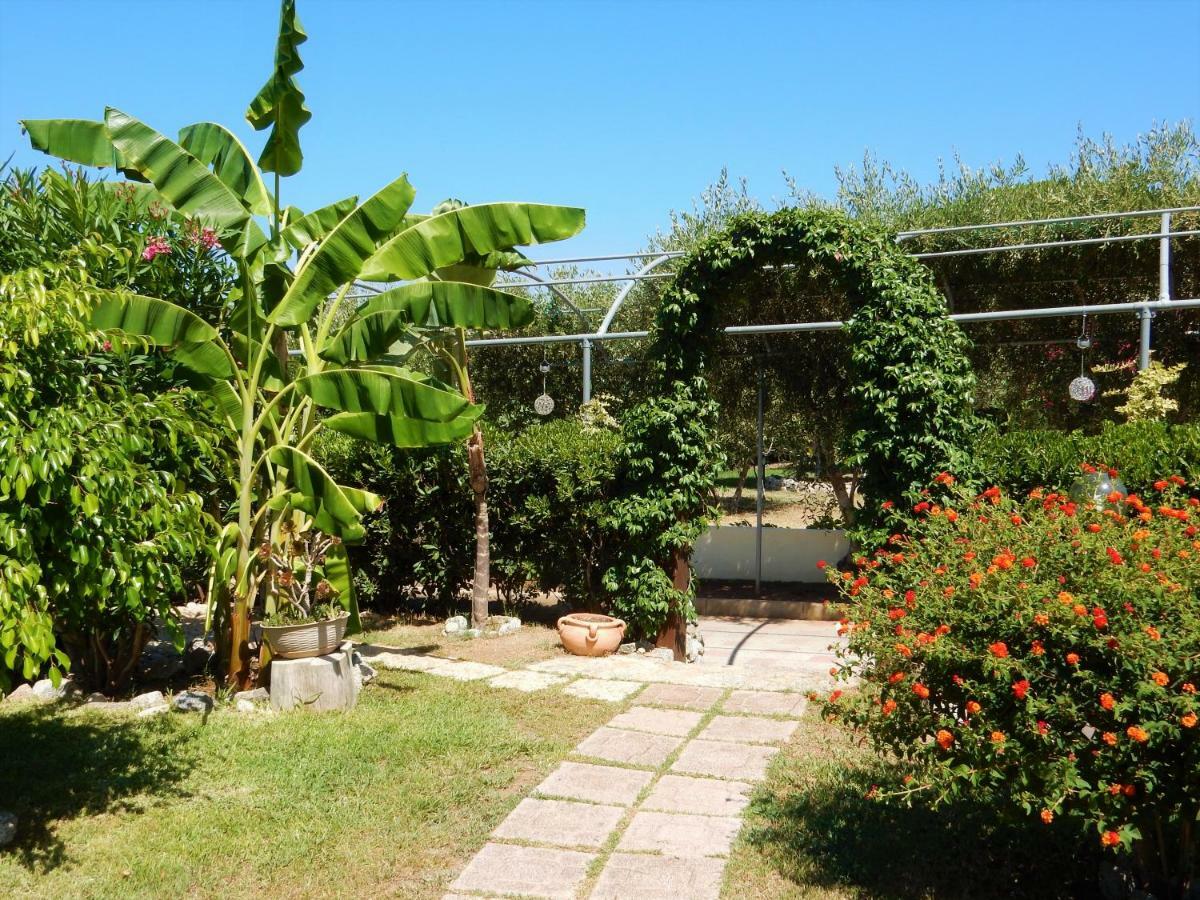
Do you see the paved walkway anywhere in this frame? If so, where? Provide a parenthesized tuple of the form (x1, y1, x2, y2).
(358, 617, 844, 899)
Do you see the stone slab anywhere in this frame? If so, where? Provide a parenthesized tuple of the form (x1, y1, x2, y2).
(450, 843, 594, 899)
(642, 773, 752, 817)
(563, 678, 644, 702)
(493, 797, 625, 849)
(590, 853, 726, 900)
(698, 714, 799, 745)
(534, 761, 654, 806)
(671, 739, 779, 781)
(574, 727, 684, 767)
(722, 690, 808, 717)
(432, 661, 507, 681)
(616, 809, 742, 857)
(487, 670, 567, 693)
(606, 706, 703, 737)
(366, 652, 453, 673)
(636, 683, 724, 710)
(270, 651, 358, 712)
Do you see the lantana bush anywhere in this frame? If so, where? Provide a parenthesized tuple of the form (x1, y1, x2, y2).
(823, 467, 1199, 896)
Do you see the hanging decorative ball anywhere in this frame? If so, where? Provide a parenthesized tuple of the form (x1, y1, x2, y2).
(1069, 472, 1127, 506)
(1068, 375, 1096, 402)
(534, 393, 555, 416)
(539, 362, 551, 375)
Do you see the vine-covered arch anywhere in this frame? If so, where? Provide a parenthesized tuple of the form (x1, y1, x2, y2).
(603, 207, 979, 641)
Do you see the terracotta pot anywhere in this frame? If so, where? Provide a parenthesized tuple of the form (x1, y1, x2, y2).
(261, 613, 349, 660)
(557, 613, 626, 657)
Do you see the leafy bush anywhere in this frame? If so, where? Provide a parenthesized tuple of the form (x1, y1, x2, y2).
(823, 474, 1199, 895)
(976, 422, 1200, 498)
(0, 266, 218, 693)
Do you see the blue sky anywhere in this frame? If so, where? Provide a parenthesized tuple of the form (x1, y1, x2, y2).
(1, 0, 1197, 263)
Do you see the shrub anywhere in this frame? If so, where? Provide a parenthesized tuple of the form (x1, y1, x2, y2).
(976, 422, 1200, 498)
(823, 472, 1199, 895)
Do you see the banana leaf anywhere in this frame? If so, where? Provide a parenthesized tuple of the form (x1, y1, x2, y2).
(282, 195, 358, 249)
(245, 0, 310, 176)
(20, 118, 147, 181)
(359, 203, 585, 282)
(294, 367, 474, 421)
(208, 380, 244, 426)
(178, 122, 272, 216)
(173, 340, 234, 378)
(265, 445, 380, 542)
(205, 522, 242, 632)
(323, 542, 360, 633)
(268, 175, 416, 327)
(92, 291, 217, 345)
(229, 333, 289, 391)
(324, 406, 482, 449)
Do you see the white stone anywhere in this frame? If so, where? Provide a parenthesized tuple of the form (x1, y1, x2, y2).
(270, 650, 359, 712)
(236, 699, 257, 713)
(130, 690, 165, 711)
(136, 704, 170, 718)
(367, 652, 452, 673)
(487, 670, 566, 693)
(563, 679, 644, 702)
(234, 687, 269, 704)
(443, 615, 469, 635)
(432, 661, 507, 681)
(31, 679, 58, 701)
(3, 684, 34, 704)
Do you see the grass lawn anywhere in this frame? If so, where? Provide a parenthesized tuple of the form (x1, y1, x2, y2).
(724, 706, 1102, 899)
(0, 669, 611, 899)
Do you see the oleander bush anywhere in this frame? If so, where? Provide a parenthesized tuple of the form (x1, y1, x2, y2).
(822, 471, 1200, 896)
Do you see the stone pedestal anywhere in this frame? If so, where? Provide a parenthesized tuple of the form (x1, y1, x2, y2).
(269, 648, 359, 713)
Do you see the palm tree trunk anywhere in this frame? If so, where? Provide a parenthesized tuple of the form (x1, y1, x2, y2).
(468, 427, 489, 628)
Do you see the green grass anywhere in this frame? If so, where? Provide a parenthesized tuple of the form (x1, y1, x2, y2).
(714, 464, 795, 490)
(723, 707, 1102, 899)
(0, 671, 611, 899)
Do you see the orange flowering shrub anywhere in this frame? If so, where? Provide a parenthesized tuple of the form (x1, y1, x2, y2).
(822, 470, 1200, 894)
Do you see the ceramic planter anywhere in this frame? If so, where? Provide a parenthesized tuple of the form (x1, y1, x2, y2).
(557, 613, 626, 657)
(262, 613, 349, 660)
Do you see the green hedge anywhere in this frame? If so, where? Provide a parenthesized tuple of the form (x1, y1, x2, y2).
(974, 421, 1200, 496)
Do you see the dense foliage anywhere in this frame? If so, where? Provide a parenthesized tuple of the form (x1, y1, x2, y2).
(0, 265, 216, 693)
(823, 474, 1199, 896)
(606, 206, 979, 638)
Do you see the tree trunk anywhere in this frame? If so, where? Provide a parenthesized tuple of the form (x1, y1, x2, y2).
(468, 427, 490, 628)
(732, 462, 751, 510)
(654, 549, 689, 662)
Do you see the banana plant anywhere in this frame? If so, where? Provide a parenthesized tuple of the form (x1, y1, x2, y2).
(20, 0, 584, 686)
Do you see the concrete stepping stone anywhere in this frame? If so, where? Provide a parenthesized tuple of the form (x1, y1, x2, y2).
(450, 843, 594, 899)
(641, 773, 752, 817)
(606, 706, 703, 737)
(563, 678, 644, 702)
(534, 761, 654, 806)
(574, 727, 684, 767)
(590, 853, 726, 900)
(433, 661, 508, 681)
(615, 810, 742, 857)
(722, 689, 808, 717)
(493, 797, 625, 849)
(368, 652, 452, 673)
(637, 683, 724, 710)
(671, 739, 779, 781)
(698, 714, 799, 745)
(487, 670, 566, 692)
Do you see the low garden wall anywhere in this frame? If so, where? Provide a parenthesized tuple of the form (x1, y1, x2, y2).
(691, 525, 849, 583)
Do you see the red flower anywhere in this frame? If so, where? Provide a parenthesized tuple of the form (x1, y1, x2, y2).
(829, 690, 843, 702)
(1100, 692, 1115, 711)
(1066, 652, 1080, 666)
(989, 641, 1009, 658)
(966, 700, 981, 715)
(1126, 725, 1149, 743)
(1154, 480, 1169, 491)
(1012, 680, 1030, 700)
(1101, 831, 1121, 848)
(936, 729, 954, 750)
(1106, 547, 1124, 566)
(1021, 556, 1037, 568)
(913, 683, 930, 699)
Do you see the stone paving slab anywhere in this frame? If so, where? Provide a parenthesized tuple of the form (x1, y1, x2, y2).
(365, 651, 453, 673)
(636, 683, 724, 710)
(700, 616, 843, 637)
(434, 661, 508, 681)
(702, 632, 836, 653)
(487, 670, 568, 692)
(493, 797, 625, 849)
(641, 774, 752, 817)
(616, 810, 742, 857)
(534, 761, 654, 806)
(698, 714, 799, 745)
(722, 690, 809, 717)
(589, 853, 726, 900)
(563, 678, 644, 702)
(575, 727, 685, 768)
(607, 706, 703, 737)
(527, 655, 836, 693)
(450, 843, 595, 899)
(671, 739, 779, 781)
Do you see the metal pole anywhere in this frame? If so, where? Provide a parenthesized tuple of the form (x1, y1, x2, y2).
(755, 361, 765, 598)
(1159, 212, 1172, 302)
(581, 338, 592, 402)
(1139, 308, 1154, 371)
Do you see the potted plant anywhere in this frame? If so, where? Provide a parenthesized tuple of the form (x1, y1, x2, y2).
(259, 526, 348, 660)
(557, 613, 626, 657)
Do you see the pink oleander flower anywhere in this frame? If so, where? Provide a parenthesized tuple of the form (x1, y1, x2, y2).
(142, 237, 172, 261)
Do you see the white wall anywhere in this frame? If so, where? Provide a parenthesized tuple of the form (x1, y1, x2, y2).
(691, 525, 849, 583)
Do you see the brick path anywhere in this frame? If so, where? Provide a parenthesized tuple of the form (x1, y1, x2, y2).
(443, 682, 808, 900)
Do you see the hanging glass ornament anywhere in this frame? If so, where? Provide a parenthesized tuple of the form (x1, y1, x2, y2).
(534, 359, 554, 416)
(1068, 314, 1095, 402)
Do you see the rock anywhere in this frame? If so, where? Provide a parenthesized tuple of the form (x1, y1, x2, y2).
(183, 638, 214, 676)
(350, 652, 376, 691)
(3, 684, 34, 704)
(236, 699, 257, 713)
(83, 692, 110, 704)
(171, 691, 214, 714)
(443, 615, 469, 635)
(647, 647, 675, 662)
(84, 701, 132, 713)
(130, 690, 165, 711)
(234, 687, 269, 704)
(31, 679, 59, 701)
(138, 642, 183, 681)
(270, 649, 359, 713)
(498, 617, 521, 636)
(463, 628, 482, 639)
(136, 704, 169, 718)
(617, 642, 638, 655)
(685, 622, 706, 663)
(0, 810, 15, 847)
(58, 679, 83, 703)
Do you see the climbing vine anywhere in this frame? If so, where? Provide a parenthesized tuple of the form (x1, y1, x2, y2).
(604, 206, 980, 639)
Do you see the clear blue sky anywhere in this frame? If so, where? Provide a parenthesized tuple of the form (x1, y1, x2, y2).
(2, 0, 1198, 263)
